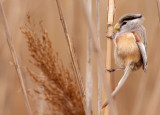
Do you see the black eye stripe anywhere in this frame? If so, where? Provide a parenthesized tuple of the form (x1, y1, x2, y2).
(122, 15, 142, 22)
(120, 21, 127, 28)
(122, 22, 127, 26)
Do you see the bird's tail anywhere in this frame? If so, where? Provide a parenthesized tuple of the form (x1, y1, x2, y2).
(102, 65, 132, 109)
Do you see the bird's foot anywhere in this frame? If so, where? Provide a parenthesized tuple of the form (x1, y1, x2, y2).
(105, 68, 116, 72)
(105, 68, 124, 72)
(106, 32, 115, 39)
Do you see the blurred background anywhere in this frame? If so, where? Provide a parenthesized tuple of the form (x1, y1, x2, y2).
(0, 0, 160, 115)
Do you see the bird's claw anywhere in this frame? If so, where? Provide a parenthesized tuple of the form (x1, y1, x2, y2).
(106, 32, 115, 39)
(105, 68, 116, 72)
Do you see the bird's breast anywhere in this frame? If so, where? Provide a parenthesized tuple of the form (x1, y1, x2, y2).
(115, 32, 142, 69)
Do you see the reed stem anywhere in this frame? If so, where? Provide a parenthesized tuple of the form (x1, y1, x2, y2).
(0, 1, 32, 115)
(55, 0, 85, 97)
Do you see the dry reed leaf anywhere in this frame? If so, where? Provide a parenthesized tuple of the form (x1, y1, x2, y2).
(20, 14, 85, 115)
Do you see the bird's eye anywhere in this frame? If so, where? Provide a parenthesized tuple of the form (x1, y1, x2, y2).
(121, 21, 127, 26)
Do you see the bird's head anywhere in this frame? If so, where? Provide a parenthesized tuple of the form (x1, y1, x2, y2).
(114, 13, 144, 32)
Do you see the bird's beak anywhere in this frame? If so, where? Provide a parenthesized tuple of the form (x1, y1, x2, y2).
(114, 23, 120, 30)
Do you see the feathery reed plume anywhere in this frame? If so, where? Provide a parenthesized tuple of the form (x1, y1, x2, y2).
(20, 15, 85, 115)
(81, 0, 117, 115)
(0, 2, 32, 115)
(96, 0, 101, 115)
(55, 0, 85, 97)
(86, 1, 92, 115)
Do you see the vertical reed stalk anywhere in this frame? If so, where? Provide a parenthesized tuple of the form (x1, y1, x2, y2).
(86, 0, 92, 115)
(0, 1, 32, 115)
(132, 1, 160, 115)
(141, 3, 160, 111)
(81, 0, 117, 115)
(86, 36, 92, 115)
(96, 0, 101, 115)
(157, 0, 160, 23)
(106, 0, 115, 90)
(145, 71, 160, 115)
(104, 0, 115, 114)
(131, 74, 148, 115)
(55, 0, 85, 97)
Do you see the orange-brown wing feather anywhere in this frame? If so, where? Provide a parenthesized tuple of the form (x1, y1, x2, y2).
(133, 32, 147, 71)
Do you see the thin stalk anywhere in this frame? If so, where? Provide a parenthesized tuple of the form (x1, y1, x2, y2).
(0, 1, 32, 115)
(104, 0, 116, 114)
(131, 75, 148, 115)
(55, 0, 85, 97)
(96, 0, 102, 115)
(157, 0, 160, 23)
(86, 35, 92, 115)
(132, 43, 160, 115)
(145, 72, 160, 115)
(81, 0, 117, 115)
(86, 0, 92, 115)
(106, 0, 115, 90)
(131, 1, 160, 115)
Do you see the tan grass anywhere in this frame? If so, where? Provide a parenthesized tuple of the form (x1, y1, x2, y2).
(157, 0, 160, 22)
(105, 0, 115, 91)
(81, 0, 117, 114)
(86, 1, 93, 115)
(0, 2, 32, 115)
(55, 0, 85, 98)
(102, 0, 116, 114)
(20, 14, 85, 115)
(96, 0, 102, 115)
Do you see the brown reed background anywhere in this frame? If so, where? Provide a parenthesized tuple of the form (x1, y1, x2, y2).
(0, 0, 160, 115)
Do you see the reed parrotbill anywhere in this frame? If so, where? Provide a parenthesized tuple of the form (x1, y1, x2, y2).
(102, 13, 147, 108)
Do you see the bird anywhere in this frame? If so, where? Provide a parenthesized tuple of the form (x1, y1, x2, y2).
(102, 13, 147, 108)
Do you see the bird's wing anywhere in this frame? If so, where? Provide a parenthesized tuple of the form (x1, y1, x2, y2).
(141, 25, 147, 49)
(133, 32, 147, 71)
